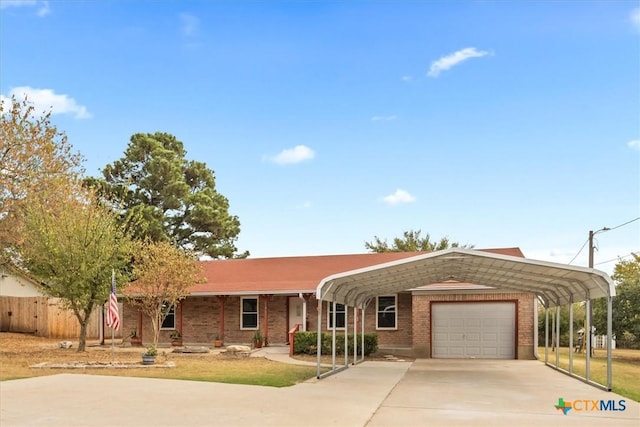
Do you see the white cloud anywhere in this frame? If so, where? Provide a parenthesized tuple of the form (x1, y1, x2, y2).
(37, 0, 49, 16)
(631, 7, 640, 31)
(371, 115, 397, 122)
(381, 189, 416, 205)
(427, 47, 490, 77)
(1, 86, 92, 119)
(267, 145, 316, 165)
(401, 75, 413, 82)
(0, 0, 37, 9)
(1, 0, 50, 16)
(628, 140, 640, 150)
(548, 248, 576, 257)
(180, 13, 199, 36)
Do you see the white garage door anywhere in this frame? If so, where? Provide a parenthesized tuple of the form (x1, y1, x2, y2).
(432, 302, 515, 359)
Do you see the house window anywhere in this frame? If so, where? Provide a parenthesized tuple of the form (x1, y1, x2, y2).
(241, 297, 258, 329)
(377, 295, 397, 329)
(327, 302, 346, 329)
(161, 303, 175, 329)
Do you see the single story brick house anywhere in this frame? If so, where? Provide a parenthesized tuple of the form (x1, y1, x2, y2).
(122, 247, 540, 359)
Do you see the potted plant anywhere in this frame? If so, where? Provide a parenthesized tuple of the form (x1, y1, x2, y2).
(214, 333, 223, 348)
(142, 344, 157, 365)
(253, 330, 263, 349)
(130, 330, 142, 347)
(169, 330, 183, 347)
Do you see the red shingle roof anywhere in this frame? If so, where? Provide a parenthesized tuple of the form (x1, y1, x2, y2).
(191, 248, 524, 295)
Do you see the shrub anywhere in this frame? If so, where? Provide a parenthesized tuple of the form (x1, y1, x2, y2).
(293, 331, 378, 356)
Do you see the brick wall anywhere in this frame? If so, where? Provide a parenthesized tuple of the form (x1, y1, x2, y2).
(123, 290, 535, 358)
(124, 295, 300, 346)
(362, 292, 413, 347)
(310, 293, 412, 347)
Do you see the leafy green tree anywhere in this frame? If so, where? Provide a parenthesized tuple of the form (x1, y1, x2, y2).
(365, 229, 473, 253)
(126, 240, 203, 346)
(20, 185, 132, 352)
(87, 132, 247, 259)
(593, 254, 640, 348)
(0, 95, 83, 262)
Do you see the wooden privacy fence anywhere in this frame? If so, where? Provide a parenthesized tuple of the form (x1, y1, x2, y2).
(0, 296, 120, 339)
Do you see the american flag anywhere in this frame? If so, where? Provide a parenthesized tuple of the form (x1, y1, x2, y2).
(106, 271, 120, 330)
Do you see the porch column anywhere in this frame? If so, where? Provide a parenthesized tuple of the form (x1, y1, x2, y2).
(137, 309, 143, 342)
(217, 296, 228, 341)
(264, 294, 273, 345)
(177, 301, 183, 334)
(301, 293, 313, 331)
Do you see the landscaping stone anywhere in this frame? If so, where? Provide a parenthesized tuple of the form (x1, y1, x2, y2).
(29, 361, 176, 369)
(226, 345, 251, 352)
(172, 346, 210, 354)
(223, 345, 251, 358)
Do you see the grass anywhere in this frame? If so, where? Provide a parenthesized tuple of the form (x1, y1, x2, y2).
(5, 333, 635, 397)
(0, 333, 323, 387)
(537, 346, 640, 402)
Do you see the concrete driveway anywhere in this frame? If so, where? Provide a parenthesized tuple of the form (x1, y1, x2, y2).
(367, 359, 639, 426)
(1, 359, 638, 426)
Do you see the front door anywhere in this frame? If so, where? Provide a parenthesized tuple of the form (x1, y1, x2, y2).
(288, 297, 304, 331)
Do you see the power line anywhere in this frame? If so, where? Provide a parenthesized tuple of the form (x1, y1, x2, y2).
(607, 216, 640, 232)
(568, 239, 589, 265)
(567, 217, 639, 265)
(595, 251, 639, 266)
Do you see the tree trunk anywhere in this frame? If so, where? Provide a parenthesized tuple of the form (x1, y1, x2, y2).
(77, 319, 88, 352)
(152, 311, 161, 346)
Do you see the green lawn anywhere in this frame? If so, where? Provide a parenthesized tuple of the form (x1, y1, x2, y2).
(537, 347, 640, 402)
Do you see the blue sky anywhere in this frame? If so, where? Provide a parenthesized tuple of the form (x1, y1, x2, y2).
(1, 1, 639, 275)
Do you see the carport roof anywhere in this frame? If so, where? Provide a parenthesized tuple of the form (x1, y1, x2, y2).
(316, 248, 615, 308)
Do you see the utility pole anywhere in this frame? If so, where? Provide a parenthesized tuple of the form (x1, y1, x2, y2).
(588, 230, 595, 357)
(587, 227, 610, 356)
(588, 230, 595, 269)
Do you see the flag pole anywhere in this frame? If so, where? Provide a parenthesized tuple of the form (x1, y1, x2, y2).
(111, 269, 115, 364)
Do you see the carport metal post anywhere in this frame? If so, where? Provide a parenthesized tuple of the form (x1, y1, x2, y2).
(569, 298, 574, 374)
(555, 306, 560, 368)
(544, 307, 549, 363)
(361, 305, 365, 363)
(344, 304, 348, 367)
(317, 301, 322, 378)
(585, 298, 591, 381)
(353, 307, 357, 365)
(332, 300, 337, 370)
(607, 296, 613, 390)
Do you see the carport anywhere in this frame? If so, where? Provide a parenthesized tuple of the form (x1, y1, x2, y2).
(315, 248, 616, 390)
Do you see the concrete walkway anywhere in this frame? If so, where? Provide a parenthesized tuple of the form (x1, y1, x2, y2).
(250, 345, 333, 367)
(1, 356, 638, 426)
